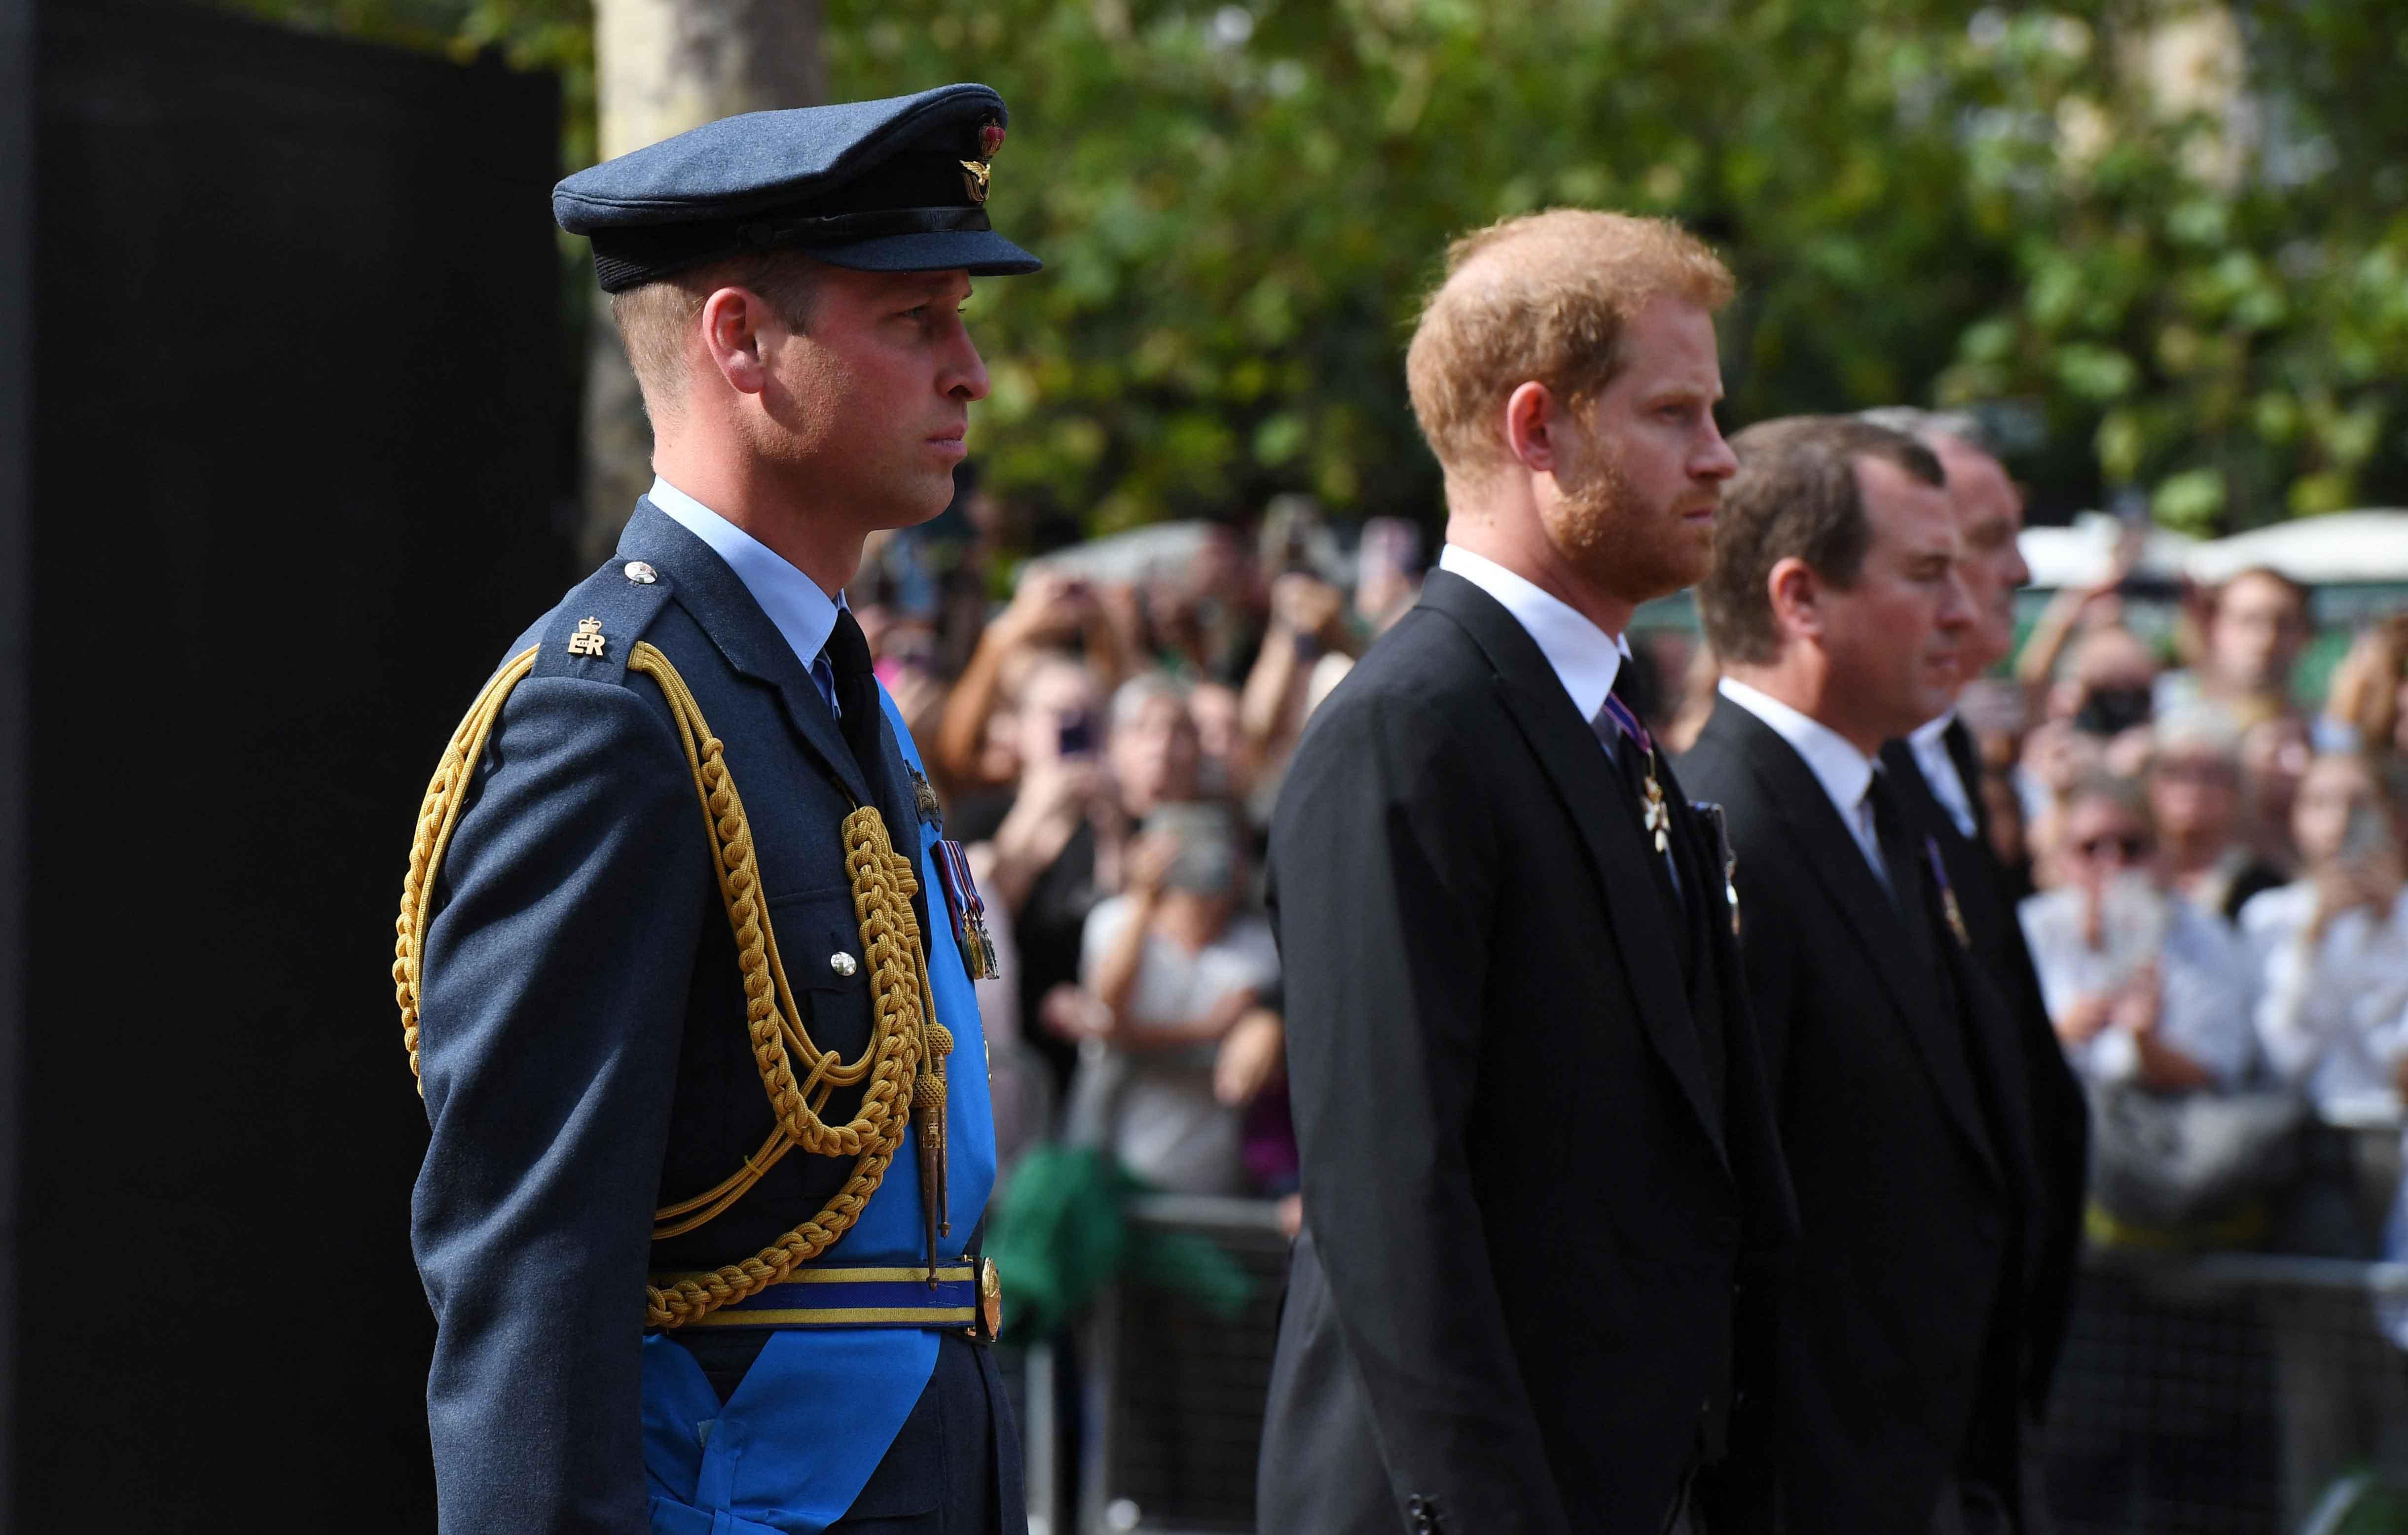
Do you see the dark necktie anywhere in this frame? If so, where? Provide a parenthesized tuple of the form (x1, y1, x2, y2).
(1595, 670, 1695, 970)
(1867, 767, 1947, 984)
(820, 608, 891, 805)
(1597, 670, 1722, 1118)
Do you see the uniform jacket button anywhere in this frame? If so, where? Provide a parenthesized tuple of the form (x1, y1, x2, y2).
(830, 951, 857, 977)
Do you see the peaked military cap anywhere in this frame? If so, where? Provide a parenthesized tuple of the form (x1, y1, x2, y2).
(555, 83, 1040, 292)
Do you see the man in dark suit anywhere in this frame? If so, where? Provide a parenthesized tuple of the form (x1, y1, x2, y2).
(1861, 408, 2089, 1434)
(1679, 416, 2047, 1535)
(401, 88, 1035, 1534)
(1259, 210, 1797, 1535)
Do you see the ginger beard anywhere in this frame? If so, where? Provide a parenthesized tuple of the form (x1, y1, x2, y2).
(1540, 411, 1714, 608)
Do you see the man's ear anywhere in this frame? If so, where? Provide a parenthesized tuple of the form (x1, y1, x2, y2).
(1503, 380, 1562, 475)
(1766, 556, 1824, 643)
(700, 286, 772, 397)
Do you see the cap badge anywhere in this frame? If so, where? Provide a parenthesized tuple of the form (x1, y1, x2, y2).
(959, 121, 1004, 205)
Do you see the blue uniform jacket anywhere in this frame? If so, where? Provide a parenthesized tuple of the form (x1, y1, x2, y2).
(411, 502, 997, 1535)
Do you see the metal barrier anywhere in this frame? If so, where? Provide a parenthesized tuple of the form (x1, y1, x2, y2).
(2046, 1250, 2408, 1535)
(1020, 1201, 2408, 1535)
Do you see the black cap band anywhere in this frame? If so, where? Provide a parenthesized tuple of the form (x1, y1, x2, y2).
(591, 204, 996, 292)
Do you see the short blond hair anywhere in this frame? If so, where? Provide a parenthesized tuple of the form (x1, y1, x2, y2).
(1405, 209, 1733, 476)
(607, 250, 823, 414)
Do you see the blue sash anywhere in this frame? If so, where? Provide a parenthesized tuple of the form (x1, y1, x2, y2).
(641, 687, 998, 1534)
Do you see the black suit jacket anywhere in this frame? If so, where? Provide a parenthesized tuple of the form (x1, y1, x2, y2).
(1679, 700, 2043, 1535)
(1882, 722, 2088, 1415)
(1258, 572, 1796, 1535)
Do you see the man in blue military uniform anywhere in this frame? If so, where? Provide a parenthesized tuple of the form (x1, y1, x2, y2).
(393, 85, 1038, 1535)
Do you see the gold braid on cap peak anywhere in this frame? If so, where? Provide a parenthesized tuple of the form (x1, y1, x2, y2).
(394, 642, 952, 1330)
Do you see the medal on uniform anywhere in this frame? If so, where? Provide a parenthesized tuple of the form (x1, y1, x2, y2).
(931, 835, 998, 981)
(1696, 800, 1741, 936)
(1599, 691, 1671, 854)
(907, 762, 944, 826)
(1640, 768, 1670, 854)
(1924, 836, 1971, 950)
(903, 763, 998, 982)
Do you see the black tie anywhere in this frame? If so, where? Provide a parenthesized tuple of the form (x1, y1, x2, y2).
(1867, 767, 1943, 976)
(1599, 668, 1696, 976)
(821, 608, 890, 802)
(1602, 670, 1721, 1118)
(1865, 768, 1909, 895)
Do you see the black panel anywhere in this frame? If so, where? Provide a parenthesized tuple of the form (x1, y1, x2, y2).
(0, 0, 34, 1522)
(18, 3, 567, 1526)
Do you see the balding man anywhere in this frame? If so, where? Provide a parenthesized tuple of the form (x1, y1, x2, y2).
(1258, 211, 1797, 1535)
(1861, 410, 2088, 1445)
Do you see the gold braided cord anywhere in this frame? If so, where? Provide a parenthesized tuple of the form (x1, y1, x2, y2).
(393, 639, 951, 1330)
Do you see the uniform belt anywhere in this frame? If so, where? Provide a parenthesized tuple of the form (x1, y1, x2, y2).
(652, 1262, 988, 1331)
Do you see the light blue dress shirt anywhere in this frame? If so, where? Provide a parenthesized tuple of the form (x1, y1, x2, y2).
(648, 475, 846, 718)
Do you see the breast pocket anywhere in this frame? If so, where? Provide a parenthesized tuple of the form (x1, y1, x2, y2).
(766, 887, 875, 1060)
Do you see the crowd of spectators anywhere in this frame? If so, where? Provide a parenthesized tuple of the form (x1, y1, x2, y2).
(1990, 566, 2407, 1254)
(848, 470, 1429, 1237)
(861, 463, 2408, 1278)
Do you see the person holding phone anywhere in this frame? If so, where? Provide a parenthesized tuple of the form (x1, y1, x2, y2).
(2020, 773, 2257, 1094)
(1066, 801, 1277, 1195)
(2239, 752, 2408, 1117)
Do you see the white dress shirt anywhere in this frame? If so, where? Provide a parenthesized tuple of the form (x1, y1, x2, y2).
(1716, 676, 1887, 881)
(1908, 710, 1980, 840)
(2238, 881, 2408, 1115)
(648, 474, 847, 714)
(1440, 546, 1683, 890)
(1436, 544, 1626, 720)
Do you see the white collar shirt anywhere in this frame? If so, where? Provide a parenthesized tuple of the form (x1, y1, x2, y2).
(1436, 544, 1627, 722)
(1909, 709, 1980, 840)
(1438, 546, 1678, 890)
(648, 475, 847, 715)
(2020, 884, 2260, 1090)
(1716, 676, 1887, 880)
(2239, 881, 2408, 1115)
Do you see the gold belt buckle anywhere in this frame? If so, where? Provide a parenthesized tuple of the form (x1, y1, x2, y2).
(967, 1256, 1003, 1343)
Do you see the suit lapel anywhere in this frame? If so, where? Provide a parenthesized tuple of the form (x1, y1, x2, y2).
(1886, 742, 2041, 1199)
(1418, 573, 1728, 1167)
(1710, 704, 2001, 1186)
(617, 502, 874, 809)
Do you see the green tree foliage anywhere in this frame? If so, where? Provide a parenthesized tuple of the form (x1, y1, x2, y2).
(1933, 4, 2408, 531)
(212, 0, 2408, 535)
(825, 0, 2020, 529)
(822, 0, 2408, 532)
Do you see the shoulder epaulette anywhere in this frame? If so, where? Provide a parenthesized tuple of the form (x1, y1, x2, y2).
(530, 558, 677, 686)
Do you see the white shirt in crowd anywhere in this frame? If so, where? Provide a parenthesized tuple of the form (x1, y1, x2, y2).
(1072, 897, 1281, 1196)
(1908, 710, 1980, 840)
(2019, 882, 2260, 1089)
(2238, 882, 2408, 1116)
(1716, 676, 1888, 882)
